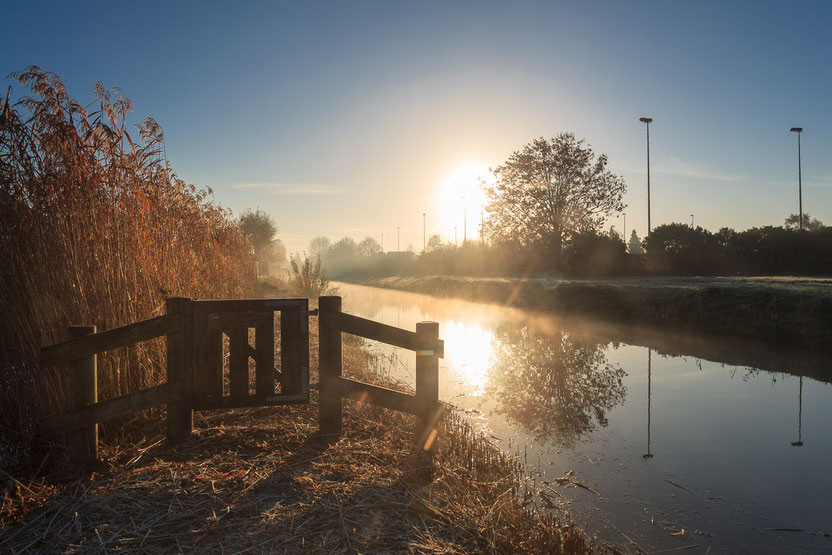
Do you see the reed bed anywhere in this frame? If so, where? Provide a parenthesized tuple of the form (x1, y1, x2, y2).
(0, 67, 255, 469)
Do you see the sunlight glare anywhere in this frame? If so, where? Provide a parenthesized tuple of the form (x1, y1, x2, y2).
(443, 321, 496, 395)
(438, 163, 493, 241)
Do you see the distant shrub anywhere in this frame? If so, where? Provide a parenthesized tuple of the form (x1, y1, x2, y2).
(288, 254, 331, 297)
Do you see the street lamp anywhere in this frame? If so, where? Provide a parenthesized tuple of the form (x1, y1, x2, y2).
(397, 226, 400, 251)
(639, 117, 653, 235)
(790, 127, 803, 231)
(690, 214, 694, 228)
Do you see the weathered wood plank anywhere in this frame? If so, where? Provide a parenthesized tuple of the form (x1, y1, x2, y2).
(208, 328, 223, 400)
(193, 392, 308, 410)
(319, 296, 343, 434)
(210, 312, 258, 329)
(281, 308, 303, 395)
(255, 311, 274, 397)
(65, 325, 97, 464)
(328, 376, 421, 415)
(40, 314, 181, 367)
(191, 304, 209, 405)
(166, 297, 193, 443)
(330, 312, 444, 357)
(228, 327, 249, 401)
(43, 382, 180, 435)
(194, 298, 307, 312)
(415, 321, 441, 452)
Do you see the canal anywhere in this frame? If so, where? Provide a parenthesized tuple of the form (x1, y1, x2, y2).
(334, 282, 832, 553)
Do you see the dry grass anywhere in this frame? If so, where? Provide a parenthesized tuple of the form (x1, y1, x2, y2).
(0, 298, 597, 553)
(0, 67, 255, 468)
(0, 402, 595, 553)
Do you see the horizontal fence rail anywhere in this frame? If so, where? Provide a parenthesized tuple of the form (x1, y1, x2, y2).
(330, 312, 444, 357)
(39, 314, 181, 367)
(42, 382, 181, 435)
(328, 376, 422, 415)
(193, 298, 307, 312)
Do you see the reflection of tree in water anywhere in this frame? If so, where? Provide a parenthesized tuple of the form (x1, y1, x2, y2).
(488, 326, 627, 446)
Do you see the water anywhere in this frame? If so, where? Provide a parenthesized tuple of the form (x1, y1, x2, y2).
(333, 282, 832, 553)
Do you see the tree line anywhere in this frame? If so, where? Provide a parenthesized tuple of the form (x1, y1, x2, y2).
(244, 131, 830, 280)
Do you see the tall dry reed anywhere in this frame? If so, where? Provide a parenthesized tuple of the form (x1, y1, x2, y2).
(0, 67, 255, 468)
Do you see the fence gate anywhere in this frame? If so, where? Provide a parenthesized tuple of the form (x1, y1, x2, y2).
(190, 299, 311, 410)
(39, 295, 443, 471)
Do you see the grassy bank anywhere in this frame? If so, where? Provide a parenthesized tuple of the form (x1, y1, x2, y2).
(353, 275, 832, 351)
(1, 295, 595, 553)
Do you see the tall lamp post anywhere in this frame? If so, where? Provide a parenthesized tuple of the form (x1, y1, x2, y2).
(397, 226, 400, 251)
(639, 117, 653, 235)
(690, 214, 694, 228)
(790, 127, 803, 231)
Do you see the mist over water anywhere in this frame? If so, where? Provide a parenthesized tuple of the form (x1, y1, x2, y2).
(335, 282, 832, 553)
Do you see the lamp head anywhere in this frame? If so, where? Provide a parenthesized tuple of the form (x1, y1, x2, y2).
(790, 127, 803, 133)
(639, 117, 653, 124)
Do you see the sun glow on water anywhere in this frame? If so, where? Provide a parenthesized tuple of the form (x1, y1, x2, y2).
(442, 321, 496, 395)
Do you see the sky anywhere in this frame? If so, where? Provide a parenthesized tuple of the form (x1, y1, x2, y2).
(4, 1, 832, 255)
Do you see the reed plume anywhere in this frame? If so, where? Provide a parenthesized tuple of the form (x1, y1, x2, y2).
(0, 67, 255, 468)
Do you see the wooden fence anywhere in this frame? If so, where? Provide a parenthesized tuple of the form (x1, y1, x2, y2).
(318, 296, 444, 454)
(39, 295, 444, 469)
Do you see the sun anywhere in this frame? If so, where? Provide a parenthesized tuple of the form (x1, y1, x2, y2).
(437, 162, 493, 242)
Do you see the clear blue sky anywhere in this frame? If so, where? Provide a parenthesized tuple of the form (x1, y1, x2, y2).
(4, 1, 831, 254)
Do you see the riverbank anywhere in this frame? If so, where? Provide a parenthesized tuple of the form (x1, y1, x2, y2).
(1, 296, 595, 553)
(350, 275, 832, 351)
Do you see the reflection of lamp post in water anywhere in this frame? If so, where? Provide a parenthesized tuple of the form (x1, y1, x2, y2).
(791, 376, 804, 447)
(643, 348, 654, 458)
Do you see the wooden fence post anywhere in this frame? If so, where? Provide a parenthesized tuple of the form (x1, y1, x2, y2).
(66, 325, 97, 465)
(281, 308, 302, 395)
(318, 296, 342, 435)
(415, 321, 440, 466)
(166, 297, 193, 443)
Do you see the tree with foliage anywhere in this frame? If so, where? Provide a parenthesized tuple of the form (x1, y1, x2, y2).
(357, 236, 382, 257)
(628, 230, 645, 254)
(239, 208, 277, 253)
(784, 213, 825, 232)
(308, 236, 331, 260)
(484, 133, 626, 265)
(239, 208, 279, 274)
(427, 234, 443, 252)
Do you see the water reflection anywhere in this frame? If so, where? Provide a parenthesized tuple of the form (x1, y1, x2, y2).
(792, 376, 804, 447)
(487, 325, 627, 446)
(443, 321, 495, 395)
(644, 348, 654, 458)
